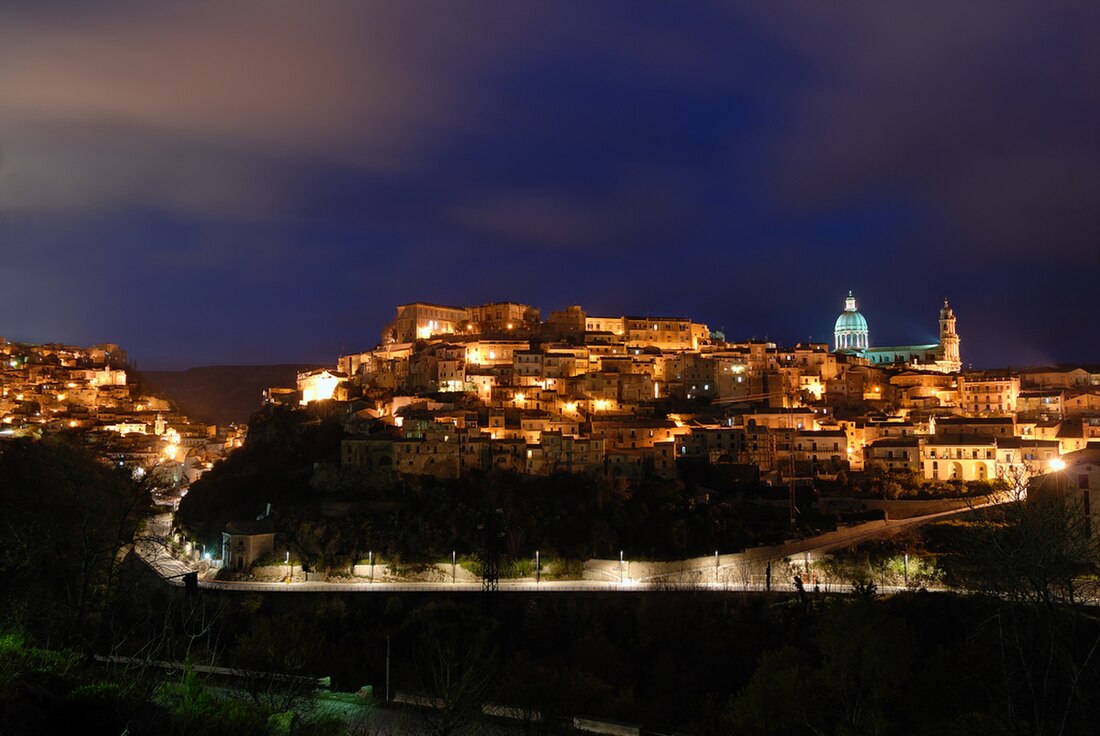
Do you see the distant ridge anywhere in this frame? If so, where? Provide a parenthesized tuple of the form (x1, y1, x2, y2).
(140, 364, 314, 426)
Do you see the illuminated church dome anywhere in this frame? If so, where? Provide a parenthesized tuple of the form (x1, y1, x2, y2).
(834, 291, 869, 351)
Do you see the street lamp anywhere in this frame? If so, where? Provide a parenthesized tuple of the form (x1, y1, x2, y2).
(619, 550, 624, 583)
(452, 550, 456, 583)
(285, 550, 290, 584)
(536, 550, 540, 585)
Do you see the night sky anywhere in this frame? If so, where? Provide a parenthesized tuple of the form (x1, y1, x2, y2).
(1, 2, 1098, 370)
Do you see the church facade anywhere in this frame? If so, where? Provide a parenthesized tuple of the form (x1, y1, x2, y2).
(833, 292, 961, 373)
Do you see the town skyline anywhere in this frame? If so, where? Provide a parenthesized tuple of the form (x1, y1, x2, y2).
(4, 289, 1096, 372)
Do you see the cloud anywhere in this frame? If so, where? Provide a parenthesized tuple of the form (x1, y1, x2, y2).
(0, 3, 555, 218)
(749, 1, 1100, 257)
(448, 173, 699, 251)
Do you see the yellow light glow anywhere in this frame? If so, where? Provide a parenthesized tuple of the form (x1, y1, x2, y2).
(300, 372, 341, 404)
(1049, 458, 1066, 472)
(594, 399, 609, 411)
(69, 420, 77, 428)
(514, 393, 525, 403)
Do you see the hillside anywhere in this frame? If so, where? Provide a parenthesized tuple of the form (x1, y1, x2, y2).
(140, 364, 312, 426)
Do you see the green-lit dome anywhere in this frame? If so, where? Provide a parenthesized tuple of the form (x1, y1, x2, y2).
(834, 291, 869, 351)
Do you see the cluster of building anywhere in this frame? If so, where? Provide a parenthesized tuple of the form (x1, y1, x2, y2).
(266, 297, 1099, 491)
(0, 336, 243, 492)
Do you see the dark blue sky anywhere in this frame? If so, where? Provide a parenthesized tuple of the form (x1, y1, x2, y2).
(1, 2, 1097, 369)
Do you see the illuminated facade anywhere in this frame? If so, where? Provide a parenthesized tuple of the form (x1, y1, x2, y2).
(835, 293, 962, 374)
(298, 368, 347, 404)
(389, 302, 468, 343)
(467, 302, 540, 332)
(833, 292, 869, 351)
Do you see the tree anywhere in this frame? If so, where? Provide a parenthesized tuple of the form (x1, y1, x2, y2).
(0, 438, 149, 649)
(403, 601, 500, 736)
(733, 596, 916, 735)
(956, 471, 1100, 735)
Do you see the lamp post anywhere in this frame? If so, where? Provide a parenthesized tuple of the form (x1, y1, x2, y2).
(715, 550, 719, 585)
(536, 550, 540, 585)
(452, 550, 456, 583)
(619, 550, 624, 584)
(285, 550, 290, 584)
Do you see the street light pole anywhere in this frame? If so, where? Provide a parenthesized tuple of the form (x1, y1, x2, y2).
(369, 550, 373, 583)
(619, 550, 624, 583)
(285, 550, 290, 584)
(452, 550, 456, 583)
(715, 550, 719, 585)
(536, 550, 540, 584)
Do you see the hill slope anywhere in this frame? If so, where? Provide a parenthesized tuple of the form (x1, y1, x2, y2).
(140, 364, 312, 426)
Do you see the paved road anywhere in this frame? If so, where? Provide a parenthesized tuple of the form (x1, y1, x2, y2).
(137, 496, 1005, 594)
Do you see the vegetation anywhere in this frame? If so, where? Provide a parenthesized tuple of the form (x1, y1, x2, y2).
(179, 406, 826, 573)
(838, 465, 1003, 500)
(0, 437, 149, 650)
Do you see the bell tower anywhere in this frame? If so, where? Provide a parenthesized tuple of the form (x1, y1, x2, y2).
(938, 298, 961, 372)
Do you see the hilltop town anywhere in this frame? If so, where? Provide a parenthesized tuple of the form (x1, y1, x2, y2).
(272, 297, 1099, 493)
(0, 336, 244, 501)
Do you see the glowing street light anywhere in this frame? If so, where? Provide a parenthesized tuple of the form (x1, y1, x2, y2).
(1049, 457, 1066, 472)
